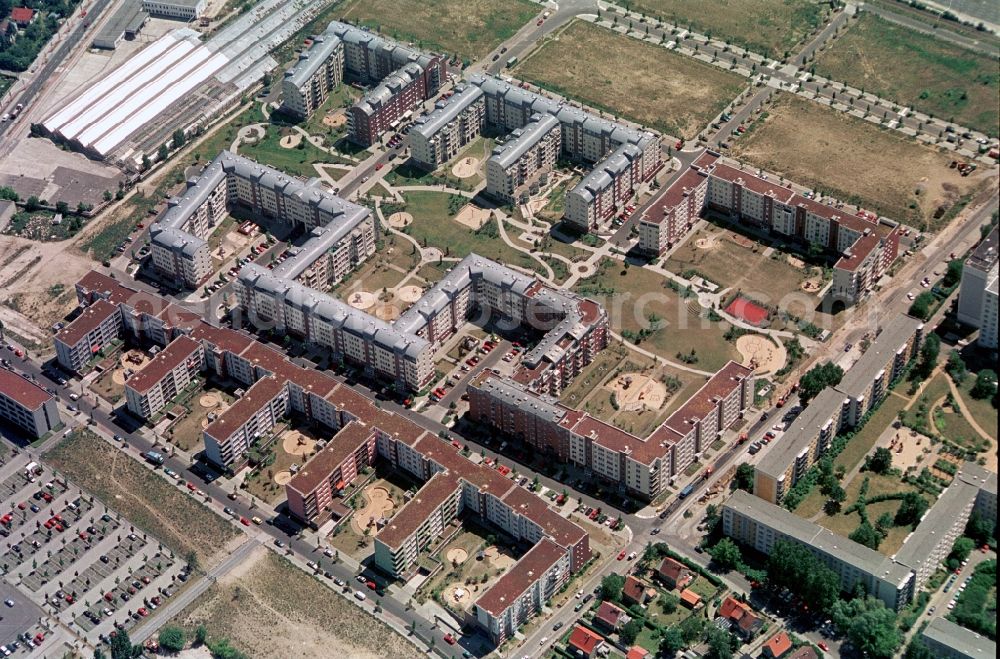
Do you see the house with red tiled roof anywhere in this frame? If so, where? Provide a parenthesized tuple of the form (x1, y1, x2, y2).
(626, 647, 649, 659)
(657, 556, 693, 590)
(622, 575, 653, 606)
(788, 647, 818, 659)
(594, 600, 629, 631)
(568, 625, 606, 658)
(10, 7, 34, 25)
(717, 595, 763, 641)
(679, 588, 701, 609)
(762, 631, 793, 659)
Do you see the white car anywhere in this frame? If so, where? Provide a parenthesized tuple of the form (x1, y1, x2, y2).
(354, 591, 367, 601)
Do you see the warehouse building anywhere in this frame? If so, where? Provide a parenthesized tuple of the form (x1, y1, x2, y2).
(92, 1, 148, 50)
(142, 0, 205, 21)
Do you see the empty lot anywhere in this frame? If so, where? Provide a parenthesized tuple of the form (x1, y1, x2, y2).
(516, 20, 746, 139)
(338, 0, 538, 61)
(171, 547, 415, 659)
(813, 13, 999, 136)
(629, 0, 827, 58)
(731, 93, 988, 229)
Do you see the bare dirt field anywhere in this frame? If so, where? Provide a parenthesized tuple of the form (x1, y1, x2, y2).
(516, 20, 746, 139)
(45, 429, 239, 567)
(454, 203, 491, 230)
(172, 547, 416, 659)
(630, 0, 828, 59)
(731, 93, 990, 230)
(338, 0, 539, 60)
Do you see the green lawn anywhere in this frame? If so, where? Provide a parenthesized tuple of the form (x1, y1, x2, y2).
(398, 191, 542, 274)
(629, 0, 828, 59)
(835, 392, 909, 473)
(956, 374, 998, 441)
(573, 259, 739, 371)
(338, 0, 539, 61)
(239, 127, 331, 179)
(813, 13, 999, 136)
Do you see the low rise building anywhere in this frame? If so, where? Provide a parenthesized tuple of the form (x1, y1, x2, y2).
(484, 113, 560, 203)
(54, 299, 123, 373)
(124, 335, 204, 419)
(722, 490, 914, 610)
(141, 0, 205, 20)
(409, 85, 485, 168)
(921, 616, 996, 659)
(0, 369, 61, 438)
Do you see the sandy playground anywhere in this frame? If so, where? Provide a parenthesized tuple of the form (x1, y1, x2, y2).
(279, 134, 302, 149)
(347, 290, 377, 311)
(483, 545, 516, 571)
(199, 393, 224, 409)
(606, 373, 666, 412)
(388, 212, 413, 229)
(397, 284, 423, 303)
(322, 110, 347, 128)
(273, 470, 293, 486)
(282, 430, 318, 457)
(351, 486, 395, 534)
(454, 204, 491, 230)
(736, 334, 787, 375)
(801, 278, 823, 293)
(451, 157, 479, 179)
(888, 428, 936, 473)
(446, 548, 469, 565)
(375, 303, 400, 321)
(111, 350, 152, 385)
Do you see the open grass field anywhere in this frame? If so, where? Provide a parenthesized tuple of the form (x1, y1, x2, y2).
(574, 258, 739, 371)
(813, 13, 999, 136)
(398, 191, 542, 274)
(338, 0, 538, 61)
(171, 547, 415, 659)
(956, 373, 998, 441)
(665, 227, 813, 296)
(630, 0, 827, 58)
(239, 127, 334, 179)
(516, 20, 746, 139)
(835, 391, 909, 473)
(45, 429, 239, 566)
(166, 387, 235, 453)
(731, 93, 986, 230)
(89, 368, 124, 404)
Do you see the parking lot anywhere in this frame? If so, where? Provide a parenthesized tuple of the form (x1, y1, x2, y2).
(0, 452, 189, 649)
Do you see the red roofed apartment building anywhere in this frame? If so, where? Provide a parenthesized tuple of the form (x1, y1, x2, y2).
(0, 368, 61, 438)
(637, 151, 899, 305)
(54, 299, 123, 372)
(124, 335, 204, 419)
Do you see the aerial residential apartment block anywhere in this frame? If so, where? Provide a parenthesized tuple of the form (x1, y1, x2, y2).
(54, 298, 123, 373)
(203, 375, 288, 469)
(124, 335, 204, 419)
(485, 113, 561, 203)
(723, 490, 915, 610)
(0, 369, 61, 439)
(469, 360, 754, 501)
(921, 616, 997, 659)
(348, 62, 427, 146)
(754, 314, 923, 503)
(409, 84, 486, 168)
(957, 226, 998, 350)
(637, 152, 900, 305)
(280, 28, 345, 119)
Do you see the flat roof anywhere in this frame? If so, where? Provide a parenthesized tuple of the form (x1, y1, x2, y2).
(124, 335, 201, 394)
(55, 299, 120, 347)
(286, 422, 373, 497)
(837, 315, 922, 399)
(923, 616, 996, 659)
(967, 226, 998, 272)
(754, 387, 846, 480)
(0, 368, 53, 411)
(376, 472, 460, 550)
(475, 538, 566, 616)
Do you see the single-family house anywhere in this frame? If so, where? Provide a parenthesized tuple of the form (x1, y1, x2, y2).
(717, 595, 763, 641)
(622, 575, 654, 606)
(658, 556, 694, 590)
(595, 600, 629, 631)
(762, 631, 793, 659)
(568, 625, 606, 658)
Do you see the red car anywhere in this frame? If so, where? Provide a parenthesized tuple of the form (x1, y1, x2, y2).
(818, 642, 829, 652)
(34, 633, 44, 644)
(138, 607, 149, 617)
(186, 483, 197, 491)
(17, 502, 25, 510)
(443, 634, 456, 645)
(105, 592, 114, 601)
(617, 551, 626, 561)
(366, 580, 377, 590)
(375, 162, 384, 171)
(240, 517, 251, 526)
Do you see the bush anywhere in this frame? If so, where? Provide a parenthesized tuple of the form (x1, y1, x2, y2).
(158, 626, 186, 653)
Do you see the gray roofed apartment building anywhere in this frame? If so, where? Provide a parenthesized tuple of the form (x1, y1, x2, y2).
(921, 617, 996, 659)
(485, 113, 561, 203)
(957, 226, 998, 349)
(280, 28, 345, 119)
(409, 84, 486, 168)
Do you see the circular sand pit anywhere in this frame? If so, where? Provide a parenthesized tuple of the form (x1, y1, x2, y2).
(282, 430, 318, 456)
(348, 291, 377, 311)
(388, 212, 413, 229)
(397, 285, 423, 303)
(375, 304, 400, 321)
(446, 548, 469, 565)
(607, 373, 667, 412)
(279, 134, 302, 149)
(736, 334, 787, 375)
(273, 470, 293, 486)
(801, 278, 823, 293)
(485, 546, 516, 571)
(111, 369, 128, 386)
(450, 586, 472, 608)
(451, 157, 479, 179)
(351, 486, 395, 534)
(323, 111, 347, 128)
(454, 204, 491, 230)
(199, 393, 223, 409)
(695, 235, 718, 250)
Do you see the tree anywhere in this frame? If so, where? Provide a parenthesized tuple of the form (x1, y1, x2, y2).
(706, 627, 734, 659)
(25, 195, 40, 211)
(905, 638, 934, 659)
(55, 201, 70, 215)
(620, 618, 643, 645)
(799, 362, 844, 404)
(965, 511, 996, 545)
(916, 332, 940, 378)
(946, 350, 968, 384)
(864, 447, 893, 474)
(109, 629, 138, 659)
(948, 537, 976, 567)
(733, 463, 755, 492)
(172, 129, 186, 148)
(895, 491, 929, 527)
(830, 597, 901, 659)
(142, 154, 152, 171)
(660, 628, 686, 657)
(158, 143, 170, 162)
(943, 259, 964, 287)
(708, 538, 742, 572)
(875, 512, 894, 536)
(908, 292, 935, 320)
(767, 539, 840, 611)
(600, 573, 625, 602)
(971, 369, 997, 400)
(659, 592, 679, 614)
(849, 521, 882, 550)
(158, 626, 186, 652)
(679, 615, 706, 643)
